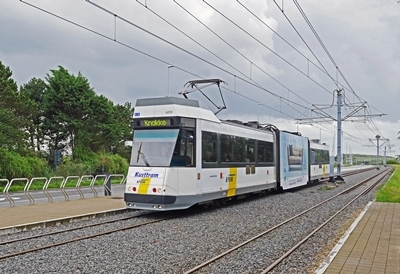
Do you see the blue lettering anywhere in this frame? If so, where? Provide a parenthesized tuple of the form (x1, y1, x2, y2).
(134, 172, 159, 178)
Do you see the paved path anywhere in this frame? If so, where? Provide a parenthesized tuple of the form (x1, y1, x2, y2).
(318, 202, 400, 274)
(0, 196, 126, 235)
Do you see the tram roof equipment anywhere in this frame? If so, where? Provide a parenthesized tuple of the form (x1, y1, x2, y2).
(180, 79, 227, 115)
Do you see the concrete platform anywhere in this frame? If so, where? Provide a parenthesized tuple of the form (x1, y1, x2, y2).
(0, 196, 127, 235)
(317, 202, 400, 274)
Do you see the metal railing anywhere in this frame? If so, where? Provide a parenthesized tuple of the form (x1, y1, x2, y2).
(0, 174, 126, 207)
(45, 176, 65, 203)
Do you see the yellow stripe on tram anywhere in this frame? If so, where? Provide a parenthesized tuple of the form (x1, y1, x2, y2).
(138, 178, 152, 194)
(227, 167, 237, 197)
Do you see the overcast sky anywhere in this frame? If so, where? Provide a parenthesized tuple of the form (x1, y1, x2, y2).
(1, 0, 399, 157)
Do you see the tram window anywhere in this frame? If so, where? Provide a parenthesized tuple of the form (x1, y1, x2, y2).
(186, 130, 194, 166)
(313, 149, 329, 164)
(322, 150, 329, 163)
(221, 135, 256, 164)
(171, 129, 195, 167)
(324, 150, 329, 162)
(258, 141, 274, 163)
(232, 136, 245, 162)
(130, 129, 179, 167)
(311, 150, 316, 164)
(202, 131, 217, 163)
(244, 138, 255, 162)
(220, 134, 233, 162)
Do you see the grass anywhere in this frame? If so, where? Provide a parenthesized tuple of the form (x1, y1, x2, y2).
(319, 186, 334, 191)
(318, 182, 338, 191)
(375, 164, 400, 203)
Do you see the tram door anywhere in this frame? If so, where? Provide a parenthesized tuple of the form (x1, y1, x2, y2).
(171, 128, 196, 195)
(172, 129, 194, 167)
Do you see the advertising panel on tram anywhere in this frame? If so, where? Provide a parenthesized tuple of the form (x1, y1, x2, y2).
(279, 131, 309, 189)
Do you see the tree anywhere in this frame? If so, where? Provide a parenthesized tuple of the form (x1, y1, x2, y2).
(20, 78, 47, 151)
(0, 61, 32, 151)
(41, 66, 133, 161)
(71, 94, 115, 158)
(1, 62, 132, 177)
(41, 66, 97, 157)
(109, 102, 134, 159)
(74, 97, 133, 158)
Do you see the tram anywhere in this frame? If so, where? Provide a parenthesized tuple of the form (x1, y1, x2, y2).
(124, 96, 329, 210)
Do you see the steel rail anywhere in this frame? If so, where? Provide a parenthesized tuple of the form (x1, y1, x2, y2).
(0, 211, 191, 260)
(0, 167, 376, 262)
(0, 211, 157, 246)
(261, 167, 392, 273)
(183, 167, 390, 274)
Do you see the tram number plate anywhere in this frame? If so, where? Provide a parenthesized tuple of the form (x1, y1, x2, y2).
(137, 179, 146, 184)
(226, 176, 234, 183)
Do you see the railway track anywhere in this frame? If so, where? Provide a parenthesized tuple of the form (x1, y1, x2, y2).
(0, 211, 155, 245)
(183, 167, 392, 273)
(318, 166, 376, 183)
(0, 166, 378, 264)
(0, 210, 187, 260)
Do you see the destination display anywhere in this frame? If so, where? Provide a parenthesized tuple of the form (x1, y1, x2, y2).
(136, 118, 173, 128)
(143, 119, 170, 127)
(134, 117, 195, 128)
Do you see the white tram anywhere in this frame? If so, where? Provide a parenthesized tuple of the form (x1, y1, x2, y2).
(124, 97, 329, 211)
(309, 141, 330, 181)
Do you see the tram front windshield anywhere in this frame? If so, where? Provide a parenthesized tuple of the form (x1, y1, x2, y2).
(130, 129, 179, 167)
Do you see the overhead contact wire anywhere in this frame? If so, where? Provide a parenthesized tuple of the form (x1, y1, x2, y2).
(85, 0, 312, 112)
(135, 0, 305, 116)
(275, 0, 385, 138)
(173, 0, 311, 108)
(19, 0, 298, 119)
(202, 0, 332, 95)
(238, 0, 344, 90)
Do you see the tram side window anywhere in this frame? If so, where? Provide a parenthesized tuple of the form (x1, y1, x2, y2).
(322, 150, 329, 163)
(221, 134, 255, 164)
(171, 129, 195, 167)
(202, 131, 217, 163)
(311, 150, 316, 164)
(258, 141, 274, 164)
(313, 149, 329, 164)
(244, 138, 255, 162)
(232, 136, 245, 162)
(220, 134, 234, 162)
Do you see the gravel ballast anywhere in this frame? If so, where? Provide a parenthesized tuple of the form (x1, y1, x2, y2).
(0, 167, 390, 273)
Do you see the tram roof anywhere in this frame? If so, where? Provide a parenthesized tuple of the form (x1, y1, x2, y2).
(135, 96, 220, 123)
(136, 97, 208, 109)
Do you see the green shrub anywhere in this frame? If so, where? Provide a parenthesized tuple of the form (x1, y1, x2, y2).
(92, 152, 128, 175)
(55, 152, 128, 178)
(0, 149, 48, 179)
(386, 159, 398, 165)
(26, 156, 51, 177)
(0, 148, 128, 182)
(57, 160, 87, 177)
